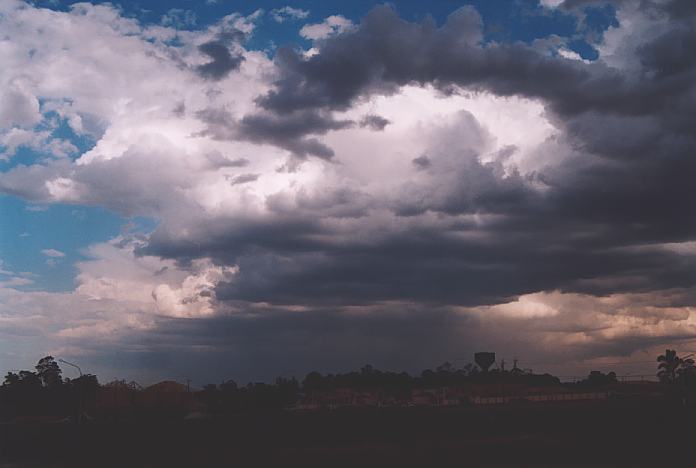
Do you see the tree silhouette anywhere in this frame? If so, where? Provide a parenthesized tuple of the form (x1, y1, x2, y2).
(657, 349, 694, 384)
(1, 370, 43, 417)
(3, 372, 21, 387)
(70, 374, 99, 393)
(675, 355, 695, 386)
(35, 356, 62, 389)
(581, 371, 617, 387)
(3, 370, 42, 390)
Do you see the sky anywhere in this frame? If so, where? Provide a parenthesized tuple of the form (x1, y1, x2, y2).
(1, 0, 696, 385)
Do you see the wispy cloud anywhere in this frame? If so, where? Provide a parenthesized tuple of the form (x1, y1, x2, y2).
(299, 15, 353, 40)
(270, 6, 309, 23)
(41, 249, 65, 258)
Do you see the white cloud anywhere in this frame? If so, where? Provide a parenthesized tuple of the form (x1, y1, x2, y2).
(75, 238, 237, 318)
(0, 235, 239, 368)
(539, 0, 564, 7)
(0, 128, 78, 159)
(0, 259, 14, 276)
(0, 82, 42, 129)
(270, 6, 309, 23)
(558, 48, 590, 63)
(41, 248, 65, 258)
(0, 0, 274, 212)
(0, 276, 34, 287)
(486, 294, 560, 318)
(596, 1, 671, 71)
(458, 289, 696, 373)
(0, 0, 267, 163)
(299, 15, 353, 40)
(160, 8, 197, 28)
(39, 250, 65, 268)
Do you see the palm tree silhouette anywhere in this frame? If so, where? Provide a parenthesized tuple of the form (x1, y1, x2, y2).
(657, 349, 694, 384)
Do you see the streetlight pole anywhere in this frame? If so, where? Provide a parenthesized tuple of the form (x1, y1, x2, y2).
(58, 359, 83, 424)
(58, 359, 82, 377)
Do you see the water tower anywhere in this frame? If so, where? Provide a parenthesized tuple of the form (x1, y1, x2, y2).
(474, 352, 496, 373)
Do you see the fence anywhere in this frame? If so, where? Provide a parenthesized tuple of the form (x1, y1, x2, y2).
(470, 392, 609, 405)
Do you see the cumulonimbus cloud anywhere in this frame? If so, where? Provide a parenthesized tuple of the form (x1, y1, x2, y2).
(1, 0, 696, 380)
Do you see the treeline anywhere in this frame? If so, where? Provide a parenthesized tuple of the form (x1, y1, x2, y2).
(1, 357, 99, 420)
(2, 350, 694, 420)
(0, 357, 560, 419)
(301, 362, 560, 392)
(198, 378, 301, 413)
(126, 362, 563, 415)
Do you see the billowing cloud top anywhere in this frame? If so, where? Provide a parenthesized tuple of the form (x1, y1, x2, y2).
(1, 0, 696, 383)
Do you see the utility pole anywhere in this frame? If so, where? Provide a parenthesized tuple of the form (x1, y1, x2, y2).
(58, 359, 83, 425)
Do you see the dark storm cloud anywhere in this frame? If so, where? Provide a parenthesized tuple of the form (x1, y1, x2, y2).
(110, 306, 480, 383)
(8, 0, 696, 384)
(637, 24, 696, 78)
(196, 107, 352, 160)
(142, 148, 696, 312)
(258, 1, 696, 136)
(258, 5, 619, 118)
(209, 220, 696, 307)
(359, 114, 390, 131)
(196, 40, 244, 80)
(139, 0, 696, 333)
(663, 0, 696, 17)
(557, 0, 696, 17)
(237, 111, 353, 160)
(74, 299, 696, 383)
(556, 0, 631, 9)
(197, 2, 695, 162)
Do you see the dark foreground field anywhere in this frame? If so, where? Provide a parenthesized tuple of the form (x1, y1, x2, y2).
(2, 399, 694, 467)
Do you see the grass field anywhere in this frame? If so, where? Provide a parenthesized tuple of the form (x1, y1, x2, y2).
(2, 398, 694, 467)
